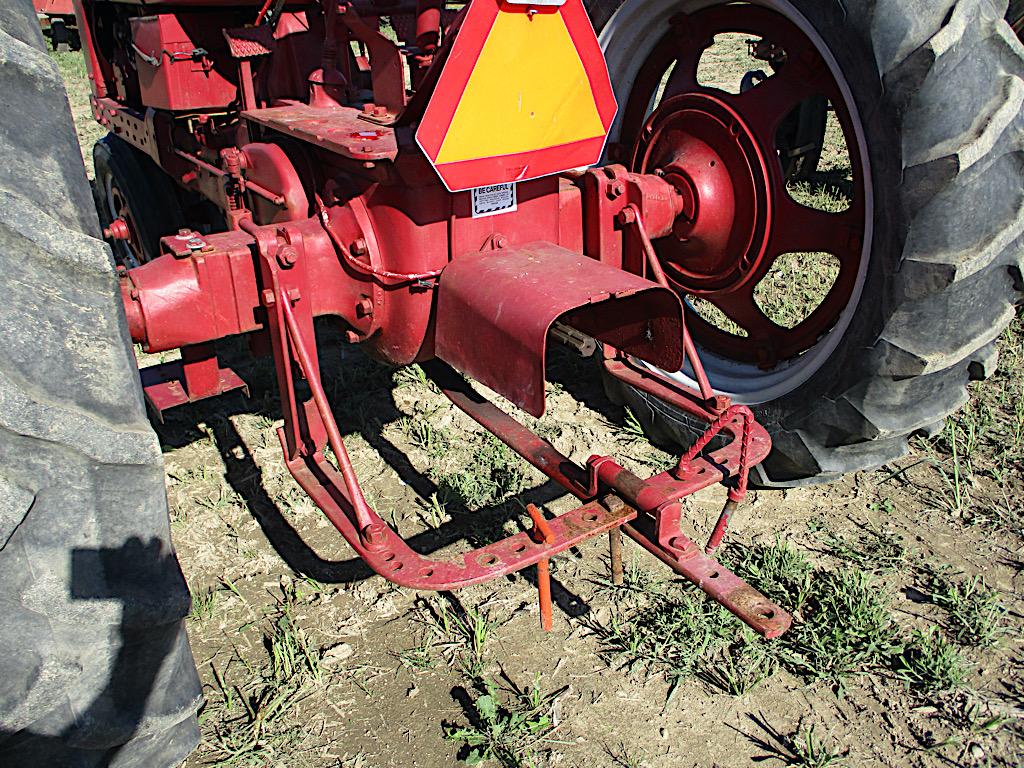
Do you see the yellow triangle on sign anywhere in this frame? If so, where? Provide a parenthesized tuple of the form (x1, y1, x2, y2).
(435, 8, 607, 165)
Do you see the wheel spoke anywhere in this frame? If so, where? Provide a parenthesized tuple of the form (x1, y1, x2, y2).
(787, 256, 861, 343)
(767, 194, 863, 265)
(705, 286, 780, 342)
(659, 53, 700, 102)
(622, 37, 705, 145)
(725, 62, 832, 142)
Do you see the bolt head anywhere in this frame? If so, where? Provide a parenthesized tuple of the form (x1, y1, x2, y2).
(351, 238, 368, 256)
(616, 208, 637, 226)
(261, 289, 276, 307)
(607, 180, 626, 199)
(360, 522, 388, 549)
(356, 297, 374, 317)
(277, 246, 298, 268)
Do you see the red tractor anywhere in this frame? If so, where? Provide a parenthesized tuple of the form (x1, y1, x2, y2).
(0, 0, 1021, 764)
(34, 0, 80, 49)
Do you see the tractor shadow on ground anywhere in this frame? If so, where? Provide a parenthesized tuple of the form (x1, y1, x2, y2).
(149, 335, 611, 618)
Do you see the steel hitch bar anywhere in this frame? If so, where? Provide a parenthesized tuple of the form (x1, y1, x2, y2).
(256, 247, 791, 638)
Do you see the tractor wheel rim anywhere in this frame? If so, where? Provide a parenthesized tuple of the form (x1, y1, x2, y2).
(104, 174, 145, 268)
(600, 0, 873, 404)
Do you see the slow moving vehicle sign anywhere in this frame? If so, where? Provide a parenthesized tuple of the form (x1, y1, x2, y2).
(416, 0, 617, 191)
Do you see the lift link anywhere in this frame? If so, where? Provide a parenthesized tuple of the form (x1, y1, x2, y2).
(238, 231, 788, 634)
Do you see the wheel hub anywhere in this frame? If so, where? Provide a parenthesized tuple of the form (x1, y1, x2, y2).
(611, 1, 870, 375)
(634, 93, 772, 295)
(105, 176, 146, 268)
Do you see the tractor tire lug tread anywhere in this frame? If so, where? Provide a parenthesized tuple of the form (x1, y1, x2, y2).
(0, 3, 201, 765)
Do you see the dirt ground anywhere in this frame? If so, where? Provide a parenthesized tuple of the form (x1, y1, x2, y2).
(51, 38, 1024, 768)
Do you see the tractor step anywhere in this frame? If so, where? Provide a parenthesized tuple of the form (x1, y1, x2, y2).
(140, 343, 248, 420)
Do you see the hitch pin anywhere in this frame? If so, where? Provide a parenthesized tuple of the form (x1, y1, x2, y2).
(609, 526, 624, 586)
(526, 504, 554, 631)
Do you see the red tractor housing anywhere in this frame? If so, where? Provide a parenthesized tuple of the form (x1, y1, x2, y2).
(78, 0, 791, 636)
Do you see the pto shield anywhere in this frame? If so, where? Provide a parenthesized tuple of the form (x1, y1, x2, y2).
(416, 0, 617, 191)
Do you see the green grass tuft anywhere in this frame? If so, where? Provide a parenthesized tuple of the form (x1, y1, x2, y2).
(190, 586, 219, 623)
(592, 583, 738, 703)
(435, 434, 526, 510)
(408, 597, 495, 677)
(785, 570, 903, 687)
(895, 626, 969, 694)
(786, 723, 849, 768)
(444, 677, 562, 768)
(725, 539, 814, 612)
(925, 571, 1006, 648)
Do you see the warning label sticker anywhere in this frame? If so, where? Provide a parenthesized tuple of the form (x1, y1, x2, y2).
(471, 183, 517, 218)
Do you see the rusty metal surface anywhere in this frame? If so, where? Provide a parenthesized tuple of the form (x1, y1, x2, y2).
(288, 444, 636, 590)
(622, 515, 792, 638)
(435, 242, 685, 417)
(242, 105, 399, 162)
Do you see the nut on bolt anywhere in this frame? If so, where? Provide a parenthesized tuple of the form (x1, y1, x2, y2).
(361, 522, 388, 549)
(607, 180, 626, 199)
(103, 218, 131, 241)
(356, 296, 374, 317)
(277, 246, 298, 268)
(616, 207, 637, 226)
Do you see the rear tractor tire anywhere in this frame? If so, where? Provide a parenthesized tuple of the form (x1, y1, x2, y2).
(591, 0, 1024, 485)
(0, 4, 201, 766)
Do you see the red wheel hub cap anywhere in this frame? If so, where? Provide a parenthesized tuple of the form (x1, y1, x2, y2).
(634, 92, 772, 295)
